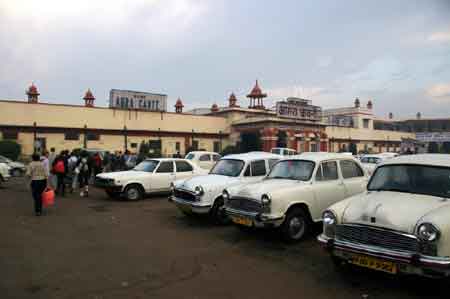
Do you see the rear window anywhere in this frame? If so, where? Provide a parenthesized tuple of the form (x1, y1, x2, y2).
(156, 161, 174, 173)
(176, 161, 193, 172)
(316, 161, 338, 181)
(340, 160, 364, 178)
(185, 153, 195, 160)
(199, 154, 211, 161)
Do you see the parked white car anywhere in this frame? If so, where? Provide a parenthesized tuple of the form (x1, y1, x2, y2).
(319, 154, 450, 278)
(0, 162, 11, 187)
(185, 151, 221, 170)
(271, 148, 298, 156)
(170, 152, 282, 223)
(95, 158, 207, 200)
(0, 155, 26, 177)
(223, 153, 368, 241)
(359, 154, 386, 176)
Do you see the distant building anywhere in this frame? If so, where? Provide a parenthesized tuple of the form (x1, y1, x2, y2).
(109, 89, 167, 112)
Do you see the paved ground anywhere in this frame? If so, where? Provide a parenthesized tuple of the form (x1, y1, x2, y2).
(0, 177, 448, 299)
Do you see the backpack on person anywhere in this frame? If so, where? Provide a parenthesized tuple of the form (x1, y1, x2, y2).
(53, 160, 65, 174)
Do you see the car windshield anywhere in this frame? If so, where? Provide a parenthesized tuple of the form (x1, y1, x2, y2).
(209, 159, 244, 177)
(368, 164, 450, 198)
(267, 160, 315, 181)
(185, 153, 195, 160)
(133, 160, 159, 172)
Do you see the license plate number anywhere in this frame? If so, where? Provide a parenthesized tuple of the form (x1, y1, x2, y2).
(349, 254, 397, 274)
(231, 216, 252, 227)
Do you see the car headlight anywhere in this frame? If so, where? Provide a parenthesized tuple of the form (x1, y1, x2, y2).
(417, 223, 440, 242)
(222, 190, 229, 201)
(323, 210, 337, 238)
(194, 186, 204, 196)
(261, 194, 271, 206)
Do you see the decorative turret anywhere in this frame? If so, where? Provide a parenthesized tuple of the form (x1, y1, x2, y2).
(367, 100, 373, 110)
(211, 103, 219, 112)
(83, 89, 95, 107)
(389, 112, 393, 119)
(26, 83, 40, 103)
(416, 112, 422, 120)
(228, 92, 239, 107)
(174, 98, 184, 113)
(246, 80, 267, 109)
(354, 97, 360, 108)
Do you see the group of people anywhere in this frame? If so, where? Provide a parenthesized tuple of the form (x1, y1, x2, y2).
(26, 148, 102, 216)
(25, 148, 140, 216)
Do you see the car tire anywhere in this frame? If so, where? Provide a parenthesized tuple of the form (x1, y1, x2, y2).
(281, 207, 311, 242)
(210, 197, 230, 225)
(124, 184, 143, 201)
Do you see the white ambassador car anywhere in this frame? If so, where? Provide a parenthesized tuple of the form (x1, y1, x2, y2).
(185, 151, 221, 170)
(223, 153, 368, 241)
(360, 154, 387, 176)
(319, 154, 450, 278)
(95, 158, 207, 200)
(170, 152, 282, 224)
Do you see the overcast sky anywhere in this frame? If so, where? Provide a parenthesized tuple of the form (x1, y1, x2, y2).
(1, 0, 450, 118)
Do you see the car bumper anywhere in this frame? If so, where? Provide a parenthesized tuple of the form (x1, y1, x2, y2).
(1, 174, 10, 181)
(318, 234, 450, 277)
(94, 183, 123, 193)
(171, 196, 212, 214)
(224, 207, 284, 228)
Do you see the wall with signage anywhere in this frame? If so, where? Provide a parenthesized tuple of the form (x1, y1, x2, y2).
(109, 89, 167, 112)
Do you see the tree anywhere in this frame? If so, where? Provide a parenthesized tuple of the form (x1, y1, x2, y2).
(0, 140, 21, 160)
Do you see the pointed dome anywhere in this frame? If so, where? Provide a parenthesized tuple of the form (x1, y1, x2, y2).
(175, 97, 184, 113)
(83, 89, 95, 101)
(367, 100, 373, 109)
(354, 97, 360, 108)
(211, 103, 219, 112)
(247, 80, 267, 98)
(26, 82, 40, 103)
(228, 92, 238, 107)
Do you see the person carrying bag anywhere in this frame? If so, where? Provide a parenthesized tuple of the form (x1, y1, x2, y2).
(26, 154, 49, 216)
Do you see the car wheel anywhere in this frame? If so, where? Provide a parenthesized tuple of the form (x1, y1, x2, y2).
(281, 207, 311, 242)
(210, 197, 230, 225)
(12, 168, 22, 177)
(124, 185, 143, 201)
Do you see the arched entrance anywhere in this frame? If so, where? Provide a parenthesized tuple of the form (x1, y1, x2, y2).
(240, 131, 261, 152)
(276, 130, 288, 148)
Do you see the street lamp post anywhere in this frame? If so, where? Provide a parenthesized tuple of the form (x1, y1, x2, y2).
(219, 130, 223, 153)
(33, 122, 37, 154)
(192, 129, 195, 150)
(83, 124, 87, 149)
(124, 125, 128, 152)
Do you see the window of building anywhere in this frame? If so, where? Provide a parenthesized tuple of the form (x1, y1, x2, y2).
(64, 132, 79, 141)
(86, 132, 100, 141)
(340, 160, 364, 179)
(199, 154, 211, 161)
(156, 161, 174, 173)
(2, 130, 18, 140)
(175, 161, 193, 172)
(192, 140, 199, 151)
(363, 119, 370, 129)
(251, 160, 267, 176)
(175, 142, 180, 152)
(131, 143, 138, 149)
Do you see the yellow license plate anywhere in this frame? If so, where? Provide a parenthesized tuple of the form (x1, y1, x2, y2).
(349, 254, 397, 274)
(231, 216, 252, 227)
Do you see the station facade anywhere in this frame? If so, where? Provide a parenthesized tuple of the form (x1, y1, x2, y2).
(0, 81, 416, 156)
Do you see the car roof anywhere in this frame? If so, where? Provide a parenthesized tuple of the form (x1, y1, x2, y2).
(187, 151, 220, 155)
(381, 154, 450, 168)
(145, 158, 191, 162)
(361, 154, 384, 159)
(222, 152, 282, 161)
(291, 152, 360, 163)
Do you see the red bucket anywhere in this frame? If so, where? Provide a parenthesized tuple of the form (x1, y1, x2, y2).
(42, 188, 55, 207)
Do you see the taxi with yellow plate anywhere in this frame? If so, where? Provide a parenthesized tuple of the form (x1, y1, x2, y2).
(319, 154, 450, 278)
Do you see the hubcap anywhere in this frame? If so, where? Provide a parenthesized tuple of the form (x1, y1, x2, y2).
(288, 216, 305, 240)
(127, 188, 139, 200)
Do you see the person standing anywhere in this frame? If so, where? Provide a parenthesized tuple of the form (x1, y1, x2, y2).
(52, 152, 67, 196)
(93, 152, 102, 176)
(76, 152, 91, 197)
(48, 147, 57, 188)
(26, 154, 48, 216)
(41, 151, 50, 176)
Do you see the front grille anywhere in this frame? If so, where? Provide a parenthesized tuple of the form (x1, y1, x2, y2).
(336, 224, 420, 253)
(174, 189, 197, 202)
(227, 197, 262, 213)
